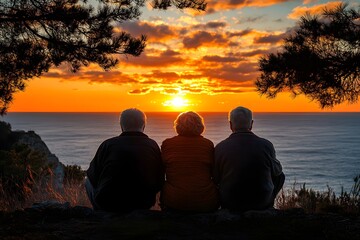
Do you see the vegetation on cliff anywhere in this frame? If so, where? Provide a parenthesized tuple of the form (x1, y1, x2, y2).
(0, 120, 359, 217)
(0, 121, 88, 210)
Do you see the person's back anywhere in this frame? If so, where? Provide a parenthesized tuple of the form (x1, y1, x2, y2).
(86, 108, 164, 212)
(161, 111, 219, 212)
(214, 106, 284, 212)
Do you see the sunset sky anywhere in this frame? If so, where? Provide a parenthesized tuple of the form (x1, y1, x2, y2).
(9, 0, 360, 113)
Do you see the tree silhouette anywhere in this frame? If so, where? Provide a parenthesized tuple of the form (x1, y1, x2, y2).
(0, 0, 206, 115)
(256, 3, 360, 108)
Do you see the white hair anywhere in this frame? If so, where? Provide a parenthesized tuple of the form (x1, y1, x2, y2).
(229, 106, 253, 131)
(120, 108, 146, 132)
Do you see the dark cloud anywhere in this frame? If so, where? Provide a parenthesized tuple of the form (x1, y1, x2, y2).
(202, 55, 242, 63)
(140, 80, 159, 84)
(118, 21, 176, 41)
(241, 47, 279, 57)
(183, 31, 228, 49)
(192, 21, 227, 30)
(212, 89, 245, 93)
(163, 89, 179, 94)
(182, 87, 204, 93)
(180, 73, 204, 79)
(143, 71, 180, 82)
(254, 33, 286, 44)
(237, 16, 264, 24)
(44, 70, 138, 84)
(227, 29, 254, 38)
(123, 49, 184, 67)
(199, 62, 259, 82)
(128, 88, 151, 94)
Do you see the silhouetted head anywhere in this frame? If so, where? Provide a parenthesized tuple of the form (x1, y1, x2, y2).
(174, 111, 205, 136)
(120, 108, 147, 132)
(229, 106, 253, 132)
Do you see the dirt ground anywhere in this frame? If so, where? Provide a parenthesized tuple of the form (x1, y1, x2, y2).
(0, 202, 359, 240)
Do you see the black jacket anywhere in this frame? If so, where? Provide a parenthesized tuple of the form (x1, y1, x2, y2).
(214, 130, 283, 211)
(87, 132, 164, 212)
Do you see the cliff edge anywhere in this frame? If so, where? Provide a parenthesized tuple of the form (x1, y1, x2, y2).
(0, 121, 64, 189)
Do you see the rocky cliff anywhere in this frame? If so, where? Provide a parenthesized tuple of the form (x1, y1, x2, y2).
(0, 120, 64, 189)
(14, 130, 65, 189)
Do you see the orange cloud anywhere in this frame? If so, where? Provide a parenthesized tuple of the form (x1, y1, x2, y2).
(39, 18, 288, 98)
(288, 1, 342, 19)
(303, 0, 318, 4)
(206, 0, 292, 13)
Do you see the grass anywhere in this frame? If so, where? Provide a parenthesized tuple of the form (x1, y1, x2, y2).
(1, 172, 359, 215)
(0, 179, 91, 212)
(276, 174, 360, 215)
(0, 165, 91, 211)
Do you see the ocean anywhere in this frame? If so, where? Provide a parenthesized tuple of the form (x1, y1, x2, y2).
(2, 112, 360, 193)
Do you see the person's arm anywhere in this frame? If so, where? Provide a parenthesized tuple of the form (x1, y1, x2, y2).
(86, 142, 106, 188)
(267, 141, 285, 194)
(267, 142, 283, 177)
(213, 146, 222, 185)
(155, 143, 165, 192)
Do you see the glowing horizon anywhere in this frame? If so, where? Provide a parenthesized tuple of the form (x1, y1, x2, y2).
(7, 0, 360, 113)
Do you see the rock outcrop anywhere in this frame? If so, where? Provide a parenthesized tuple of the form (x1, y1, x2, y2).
(0, 120, 65, 189)
(14, 130, 65, 189)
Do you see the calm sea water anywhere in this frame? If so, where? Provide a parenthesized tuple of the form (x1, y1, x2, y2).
(2, 112, 360, 193)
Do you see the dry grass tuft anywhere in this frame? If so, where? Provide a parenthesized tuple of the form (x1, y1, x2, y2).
(276, 174, 360, 215)
(0, 166, 91, 211)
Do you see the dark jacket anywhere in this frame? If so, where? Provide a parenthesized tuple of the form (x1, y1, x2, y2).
(214, 130, 283, 211)
(87, 132, 164, 212)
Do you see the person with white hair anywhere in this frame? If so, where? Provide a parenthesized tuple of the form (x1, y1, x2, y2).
(160, 111, 219, 212)
(86, 108, 164, 212)
(214, 106, 285, 212)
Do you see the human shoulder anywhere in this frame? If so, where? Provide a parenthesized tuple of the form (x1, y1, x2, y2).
(162, 136, 177, 144)
(160, 136, 176, 152)
(146, 136, 160, 149)
(161, 135, 213, 147)
(215, 135, 232, 149)
(100, 136, 120, 146)
(201, 136, 214, 147)
(257, 136, 274, 147)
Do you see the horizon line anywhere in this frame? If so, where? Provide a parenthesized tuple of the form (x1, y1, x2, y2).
(4, 111, 360, 114)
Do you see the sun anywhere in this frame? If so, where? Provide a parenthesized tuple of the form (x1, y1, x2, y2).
(163, 96, 189, 110)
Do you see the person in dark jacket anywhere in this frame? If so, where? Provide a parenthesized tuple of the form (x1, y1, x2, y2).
(86, 108, 164, 212)
(214, 106, 285, 212)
